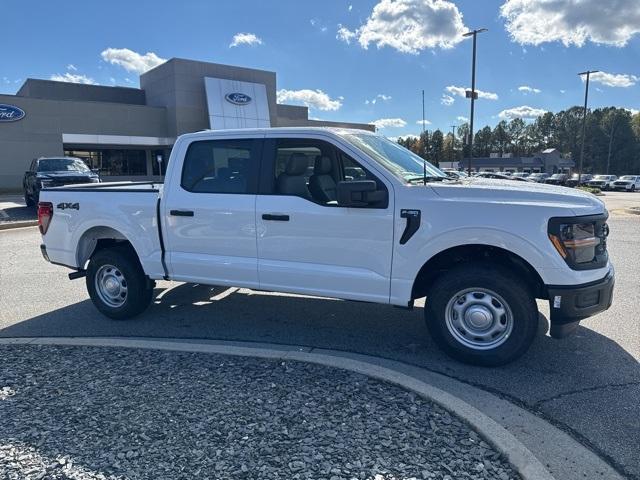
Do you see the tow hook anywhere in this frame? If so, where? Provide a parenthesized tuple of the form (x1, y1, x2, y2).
(68, 270, 87, 280)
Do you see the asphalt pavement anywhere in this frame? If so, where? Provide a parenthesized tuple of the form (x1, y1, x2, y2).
(0, 192, 638, 478)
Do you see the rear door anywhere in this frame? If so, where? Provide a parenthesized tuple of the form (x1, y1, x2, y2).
(162, 135, 262, 287)
(255, 134, 395, 303)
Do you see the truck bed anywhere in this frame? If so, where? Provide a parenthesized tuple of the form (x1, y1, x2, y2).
(39, 181, 165, 278)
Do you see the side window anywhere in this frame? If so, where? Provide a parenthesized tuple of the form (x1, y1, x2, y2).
(271, 138, 386, 208)
(181, 139, 259, 194)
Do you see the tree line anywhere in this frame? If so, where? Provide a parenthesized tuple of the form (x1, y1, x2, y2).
(396, 106, 640, 174)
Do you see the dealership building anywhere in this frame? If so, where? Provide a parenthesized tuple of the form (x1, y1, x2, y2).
(0, 58, 373, 191)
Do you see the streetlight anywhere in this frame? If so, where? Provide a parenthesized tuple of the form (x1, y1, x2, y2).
(450, 124, 457, 164)
(577, 70, 598, 184)
(463, 28, 487, 175)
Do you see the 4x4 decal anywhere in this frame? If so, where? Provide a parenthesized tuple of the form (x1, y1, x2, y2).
(57, 202, 79, 210)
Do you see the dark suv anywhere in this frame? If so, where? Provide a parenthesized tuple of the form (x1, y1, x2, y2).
(23, 157, 100, 206)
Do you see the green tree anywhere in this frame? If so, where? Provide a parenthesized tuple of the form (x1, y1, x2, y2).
(430, 129, 445, 166)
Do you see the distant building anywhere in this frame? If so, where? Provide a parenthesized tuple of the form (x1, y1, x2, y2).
(459, 148, 574, 173)
(0, 57, 372, 190)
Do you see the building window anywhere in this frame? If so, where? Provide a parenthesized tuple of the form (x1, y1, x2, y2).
(64, 148, 148, 176)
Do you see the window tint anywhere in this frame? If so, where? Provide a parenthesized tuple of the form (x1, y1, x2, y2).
(181, 139, 258, 194)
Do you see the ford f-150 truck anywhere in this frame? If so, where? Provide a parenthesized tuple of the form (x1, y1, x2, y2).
(38, 128, 614, 366)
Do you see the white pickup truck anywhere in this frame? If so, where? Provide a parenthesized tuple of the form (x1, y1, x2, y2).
(38, 128, 614, 365)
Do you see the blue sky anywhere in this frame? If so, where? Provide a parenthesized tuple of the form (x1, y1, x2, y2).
(1, 0, 638, 138)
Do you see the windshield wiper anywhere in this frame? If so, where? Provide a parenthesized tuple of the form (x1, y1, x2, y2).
(405, 176, 447, 184)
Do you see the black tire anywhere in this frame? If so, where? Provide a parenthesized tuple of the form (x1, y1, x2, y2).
(425, 263, 539, 366)
(86, 246, 154, 320)
(24, 190, 34, 207)
(631, 185, 636, 192)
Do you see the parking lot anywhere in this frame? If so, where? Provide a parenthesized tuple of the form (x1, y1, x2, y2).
(1, 191, 639, 479)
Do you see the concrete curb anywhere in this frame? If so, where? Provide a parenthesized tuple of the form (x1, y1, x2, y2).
(624, 207, 640, 215)
(0, 220, 37, 230)
(0, 336, 554, 480)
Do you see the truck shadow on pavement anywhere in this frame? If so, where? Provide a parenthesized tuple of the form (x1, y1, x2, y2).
(1, 283, 639, 478)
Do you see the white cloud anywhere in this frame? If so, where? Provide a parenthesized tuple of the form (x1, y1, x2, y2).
(560, 89, 566, 94)
(498, 105, 547, 120)
(66, 64, 77, 71)
(277, 89, 343, 111)
(338, 0, 467, 54)
(348, 4, 353, 11)
(518, 85, 541, 94)
(441, 94, 455, 106)
(416, 119, 431, 125)
(101, 48, 166, 74)
(457, 116, 469, 122)
(446, 85, 498, 100)
(624, 107, 639, 116)
(365, 93, 392, 105)
(500, 0, 640, 47)
(588, 71, 638, 88)
(50, 73, 97, 85)
(337, 25, 357, 44)
(372, 117, 407, 129)
(229, 32, 263, 48)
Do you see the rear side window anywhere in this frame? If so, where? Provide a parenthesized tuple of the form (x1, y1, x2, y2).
(181, 139, 261, 194)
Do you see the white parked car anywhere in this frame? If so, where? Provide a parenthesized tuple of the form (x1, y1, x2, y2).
(587, 175, 618, 190)
(611, 175, 640, 192)
(37, 128, 614, 366)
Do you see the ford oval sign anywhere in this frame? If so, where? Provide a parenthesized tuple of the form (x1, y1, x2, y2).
(225, 93, 252, 105)
(0, 104, 25, 122)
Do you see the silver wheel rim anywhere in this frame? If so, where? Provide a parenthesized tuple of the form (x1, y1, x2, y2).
(445, 288, 513, 350)
(95, 264, 128, 308)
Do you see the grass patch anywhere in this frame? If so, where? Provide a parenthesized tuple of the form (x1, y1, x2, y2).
(576, 186, 603, 195)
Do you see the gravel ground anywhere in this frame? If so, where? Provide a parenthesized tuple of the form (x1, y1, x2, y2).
(0, 345, 520, 480)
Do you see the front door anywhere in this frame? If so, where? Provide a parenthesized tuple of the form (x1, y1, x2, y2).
(256, 136, 395, 303)
(162, 137, 262, 288)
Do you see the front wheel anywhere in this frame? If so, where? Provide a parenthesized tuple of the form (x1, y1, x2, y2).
(425, 264, 539, 366)
(24, 190, 34, 207)
(86, 246, 154, 320)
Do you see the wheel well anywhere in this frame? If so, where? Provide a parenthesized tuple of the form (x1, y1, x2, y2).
(411, 245, 546, 300)
(76, 226, 136, 269)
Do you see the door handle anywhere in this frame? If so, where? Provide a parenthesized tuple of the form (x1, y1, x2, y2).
(170, 210, 194, 217)
(262, 213, 289, 221)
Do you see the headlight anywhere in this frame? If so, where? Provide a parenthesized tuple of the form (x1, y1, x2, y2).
(548, 214, 609, 270)
(89, 176, 101, 183)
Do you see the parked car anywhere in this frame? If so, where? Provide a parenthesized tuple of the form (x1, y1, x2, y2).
(587, 175, 618, 191)
(611, 175, 640, 192)
(442, 169, 468, 179)
(38, 128, 614, 366)
(528, 172, 551, 183)
(545, 173, 569, 186)
(565, 173, 593, 188)
(511, 172, 530, 179)
(23, 157, 100, 206)
(475, 172, 512, 180)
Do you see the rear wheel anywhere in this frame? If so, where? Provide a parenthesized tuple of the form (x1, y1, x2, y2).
(425, 264, 538, 366)
(86, 246, 154, 320)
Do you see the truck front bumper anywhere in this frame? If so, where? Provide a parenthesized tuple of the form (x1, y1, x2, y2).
(546, 269, 614, 338)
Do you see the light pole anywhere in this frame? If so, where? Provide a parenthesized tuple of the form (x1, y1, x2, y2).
(463, 28, 487, 175)
(450, 124, 457, 164)
(578, 70, 598, 183)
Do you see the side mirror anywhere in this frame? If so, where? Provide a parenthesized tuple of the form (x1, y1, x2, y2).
(337, 180, 387, 207)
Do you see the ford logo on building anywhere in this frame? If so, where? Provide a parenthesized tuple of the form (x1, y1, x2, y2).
(0, 104, 25, 122)
(225, 93, 252, 105)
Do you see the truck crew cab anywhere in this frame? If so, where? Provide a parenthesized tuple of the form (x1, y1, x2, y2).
(38, 128, 614, 366)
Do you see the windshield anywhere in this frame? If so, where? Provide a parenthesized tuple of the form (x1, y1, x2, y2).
(340, 133, 446, 182)
(551, 174, 564, 178)
(620, 176, 636, 180)
(38, 158, 90, 173)
(594, 175, 612, 180)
